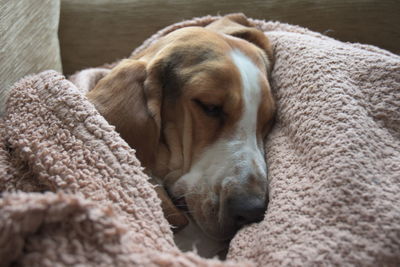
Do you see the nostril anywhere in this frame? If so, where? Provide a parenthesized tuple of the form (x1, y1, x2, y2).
(235, 215, 247, 224)
(235, 215, 247, 227)
(228, 195, 267, 228)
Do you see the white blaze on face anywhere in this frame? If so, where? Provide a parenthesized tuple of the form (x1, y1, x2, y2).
(227, 49, 267, 180)
(230, 49, 262, 145)
(173, 49, 266, 200)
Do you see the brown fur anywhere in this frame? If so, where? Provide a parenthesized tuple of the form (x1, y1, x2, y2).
(86, 15, 276, 235)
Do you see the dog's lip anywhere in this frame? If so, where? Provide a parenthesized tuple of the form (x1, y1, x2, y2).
(173, 195, 237, 240)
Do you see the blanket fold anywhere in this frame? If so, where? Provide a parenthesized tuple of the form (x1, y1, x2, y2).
(1, 14, 400, 266)
(0, 71, 243, 266)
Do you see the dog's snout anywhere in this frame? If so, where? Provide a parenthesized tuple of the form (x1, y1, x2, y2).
(227, 195, 267, 228)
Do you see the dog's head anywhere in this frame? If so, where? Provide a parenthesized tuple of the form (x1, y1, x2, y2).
(87, 14, 275, 240)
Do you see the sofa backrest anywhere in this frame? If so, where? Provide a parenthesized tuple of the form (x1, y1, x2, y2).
(59, 0, 400, 75)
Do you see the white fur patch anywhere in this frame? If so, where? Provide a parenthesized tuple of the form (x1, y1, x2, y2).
(172, 49, 267, 257)
(176, 49, 266, 192)
(230, 49, 263, 149)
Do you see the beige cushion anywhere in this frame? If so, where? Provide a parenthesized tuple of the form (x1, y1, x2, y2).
(59, 0, 399, 75)
(0, 0, 62, 115)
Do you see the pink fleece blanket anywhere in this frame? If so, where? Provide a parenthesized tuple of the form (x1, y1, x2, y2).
(1, 15, 399, 266)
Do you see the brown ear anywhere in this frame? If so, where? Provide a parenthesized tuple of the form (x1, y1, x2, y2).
(86, 59, 160, 169)
(86, 59, 189, 230)
(206, 13, 273, 72)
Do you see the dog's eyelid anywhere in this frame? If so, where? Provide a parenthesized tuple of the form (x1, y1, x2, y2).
(193, 99, 224, 118)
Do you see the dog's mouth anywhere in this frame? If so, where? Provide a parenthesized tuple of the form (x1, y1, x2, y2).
(171, 189, 267, 241)
(172, 194, 236, 240)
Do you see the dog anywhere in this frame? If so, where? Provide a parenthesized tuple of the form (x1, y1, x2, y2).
(86, 14, 275, 257)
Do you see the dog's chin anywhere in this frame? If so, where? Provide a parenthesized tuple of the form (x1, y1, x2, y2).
(184, 197, 238, 241)
(170, 181, 238, 240)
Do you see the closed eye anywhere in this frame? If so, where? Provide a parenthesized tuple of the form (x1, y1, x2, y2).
(193, 99, 224, 118)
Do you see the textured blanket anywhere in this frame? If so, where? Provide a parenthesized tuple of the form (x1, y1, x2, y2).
(1, 15, 400, 266)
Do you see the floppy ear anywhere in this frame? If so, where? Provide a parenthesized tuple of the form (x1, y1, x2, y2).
(86, 59, 161, 169)
(206, 13, 274, 72)
(86, 59, 189, 230)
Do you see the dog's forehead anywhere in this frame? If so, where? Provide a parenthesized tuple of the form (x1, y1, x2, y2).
(164, 27, 231, 50)
(159, 27, 267, 91)
(143, 27, 266, 68)
(167, 27, 266, 67)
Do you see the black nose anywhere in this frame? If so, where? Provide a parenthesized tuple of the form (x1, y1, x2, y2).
(227, 195, 267, 228)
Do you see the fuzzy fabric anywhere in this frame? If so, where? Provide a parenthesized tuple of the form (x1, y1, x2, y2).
(0, 71, 244, 267)
(1, 15, 400, 266)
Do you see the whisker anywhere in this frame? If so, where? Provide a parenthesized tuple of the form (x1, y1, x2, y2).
(174, 204, 189, 208)
(165, 210, 192, 218)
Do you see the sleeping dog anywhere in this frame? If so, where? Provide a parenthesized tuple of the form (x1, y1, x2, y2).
(87, 14, 275, 257)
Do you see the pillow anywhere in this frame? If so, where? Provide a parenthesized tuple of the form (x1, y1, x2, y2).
(0, 0, 62, 116)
